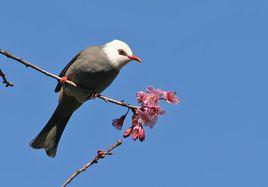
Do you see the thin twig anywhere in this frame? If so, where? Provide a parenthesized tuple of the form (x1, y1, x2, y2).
(98, 95, 139, 110)
(0, 69, 14, 87)
(62, 139, 123, 187)
(0, 48, 139, 110)
(0, 49, 76, 87)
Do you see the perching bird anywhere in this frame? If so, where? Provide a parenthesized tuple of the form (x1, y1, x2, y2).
(30, 40, 141, 157)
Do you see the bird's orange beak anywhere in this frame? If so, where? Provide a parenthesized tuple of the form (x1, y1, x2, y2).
(128, 55, 142, 63)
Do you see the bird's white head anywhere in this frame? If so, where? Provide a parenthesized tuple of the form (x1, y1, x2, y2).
(103, 39, 142, 68)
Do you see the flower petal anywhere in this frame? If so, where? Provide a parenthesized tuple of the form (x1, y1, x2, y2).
(136, 91, 146, 103)
(166, 91, 180, 104)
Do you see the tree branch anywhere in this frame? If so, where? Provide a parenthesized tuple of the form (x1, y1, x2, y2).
(0, 68, 14, 87)
(0, 48, 139, 110)
(0, 48, 138, 186)
(0, 48, 76, 86)
(62, 139, 123, 187)
(98, 95, 139, 111)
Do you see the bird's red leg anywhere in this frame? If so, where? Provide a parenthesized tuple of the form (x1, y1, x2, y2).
(89, 93, 109, 102)
(88, 92, 100, 100)
(60, 76, 68, 85)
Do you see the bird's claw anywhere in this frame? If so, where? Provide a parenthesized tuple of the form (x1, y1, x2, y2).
(88, 92, 100, 100)
(60, 76, 68, 85)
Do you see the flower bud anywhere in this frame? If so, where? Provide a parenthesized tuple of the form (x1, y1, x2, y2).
(132, 130, 139, 141)
(112, 114, 127, 130)
(123, 127, 133, 138)
(139, 128, 145, 142)
(97, 150, 105, 158)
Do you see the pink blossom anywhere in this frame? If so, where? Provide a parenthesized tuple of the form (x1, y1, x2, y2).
(136, 91, 146, 103)
(136, 106, 165, 128)
(137, 92, 159, 107)
(122, 86, 179, 142)
(146, 86, 164, 97)
(143, 94, 159, 107)
(163, 91, 180, 104)
(136, 108, 157, 128)
(146, 86, 180, 104)
(112, 114, 126, 130)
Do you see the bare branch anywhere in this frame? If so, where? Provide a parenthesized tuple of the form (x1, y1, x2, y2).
(98, 95, 139, 111)
(0, 48, 138, 187)
(0, 69, 14, 87)
(62, 139, 123, 187)
(0, 48, 139, 110)
(0, 49, 76, 87)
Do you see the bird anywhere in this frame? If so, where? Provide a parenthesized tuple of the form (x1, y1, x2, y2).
(30, 39, 142, 157)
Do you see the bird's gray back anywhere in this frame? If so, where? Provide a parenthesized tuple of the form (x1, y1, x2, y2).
(62, 46, 119, 102)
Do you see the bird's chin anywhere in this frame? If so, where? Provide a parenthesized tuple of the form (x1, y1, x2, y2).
(120, 60, 130, 68)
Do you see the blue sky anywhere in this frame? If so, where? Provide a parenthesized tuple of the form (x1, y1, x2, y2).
(1, 0, 268, 186)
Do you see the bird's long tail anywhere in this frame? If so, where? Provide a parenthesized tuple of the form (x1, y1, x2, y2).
(30, 94, 81, 157)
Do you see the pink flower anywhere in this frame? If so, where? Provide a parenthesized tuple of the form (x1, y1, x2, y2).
(112, 114, 126, 130)
(122, 86, 179, 142)
(137, 92, 159, 107)
(136, 108, 157, 128)
(136, 106, 165, 128)
(146, 86, 164, 97)
(146, 86, 180, 104)
(136, 91, 146, 103)
(143, 94, 159, 107)
(163, 91, 180, 104)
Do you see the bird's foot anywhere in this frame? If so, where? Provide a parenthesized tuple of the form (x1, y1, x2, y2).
(88, 92, 100, 100)
(59, 76, 68, 85)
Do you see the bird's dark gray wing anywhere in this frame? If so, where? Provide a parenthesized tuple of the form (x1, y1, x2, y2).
(55, 46, 114, 93)
(55, 52, 81, 92)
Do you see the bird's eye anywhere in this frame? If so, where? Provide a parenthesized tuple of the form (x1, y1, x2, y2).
(118, 49, 127, 56)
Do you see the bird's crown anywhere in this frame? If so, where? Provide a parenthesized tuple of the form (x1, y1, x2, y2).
(103, 39, 133, 68)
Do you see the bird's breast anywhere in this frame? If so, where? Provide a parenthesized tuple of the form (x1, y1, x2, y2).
(63, 66, 119, 103)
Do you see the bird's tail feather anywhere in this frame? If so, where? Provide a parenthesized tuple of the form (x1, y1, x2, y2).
(30, 94, 80, 157)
